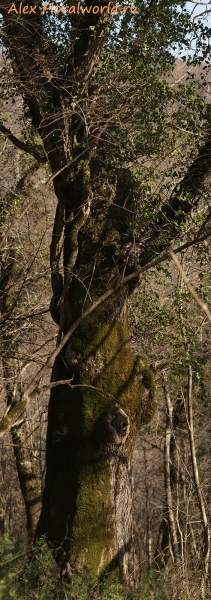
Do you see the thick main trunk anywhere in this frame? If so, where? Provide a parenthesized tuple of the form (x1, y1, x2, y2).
(36, 164, 156, 579)
(37, 298, 155, 578)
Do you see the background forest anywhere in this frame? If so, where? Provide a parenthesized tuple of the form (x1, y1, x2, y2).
(1, 0, 211, 598)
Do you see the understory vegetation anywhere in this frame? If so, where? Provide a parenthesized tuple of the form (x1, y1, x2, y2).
(0, 534, 185, 599)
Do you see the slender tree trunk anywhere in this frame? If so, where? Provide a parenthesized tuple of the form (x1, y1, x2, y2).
(11, 421, 42, 538)
(155, 374, 183, 574)
(186, 365, 210, 600)
(162, 374, 180, 566)
(2, 359, 42, 538)
(1, 186, 42, 536)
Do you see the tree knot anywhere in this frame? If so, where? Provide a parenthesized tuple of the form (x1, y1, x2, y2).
(106, 408, 130, 445)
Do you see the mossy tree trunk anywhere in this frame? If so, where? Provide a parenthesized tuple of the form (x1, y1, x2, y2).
(1, 355, 42, 538)
(37, 167, 156, 578)
(37, 314, 155, 578)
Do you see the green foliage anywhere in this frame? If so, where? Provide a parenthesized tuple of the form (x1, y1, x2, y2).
(0, 534, 169, 599)
(0, 534, 55, 599)
(0, 533, 24, 599)
(21, 536, 55, 597)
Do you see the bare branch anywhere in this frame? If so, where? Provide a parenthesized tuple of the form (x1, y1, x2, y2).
(41, 378, 123, 406)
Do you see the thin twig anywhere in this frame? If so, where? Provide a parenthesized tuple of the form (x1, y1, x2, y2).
(169, 249, 211, 325)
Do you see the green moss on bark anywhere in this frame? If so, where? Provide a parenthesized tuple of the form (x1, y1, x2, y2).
(37, 302, 155, 579)
(0, 399, 27, 434)
(37, 170, 156, 579)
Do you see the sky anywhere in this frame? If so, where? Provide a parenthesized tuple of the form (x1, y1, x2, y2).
(186, 0, 211, 26)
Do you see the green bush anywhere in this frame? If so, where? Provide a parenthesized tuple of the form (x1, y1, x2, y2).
(0, 533, 24, 599)
(0, 534, 59, 599)
(0, 534, 168, 600)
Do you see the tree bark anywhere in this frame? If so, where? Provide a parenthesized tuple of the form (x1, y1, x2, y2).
(1, 359, 42, 538)
(37, 179, 156, 576)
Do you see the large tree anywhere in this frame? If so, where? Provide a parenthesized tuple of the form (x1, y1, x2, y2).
(1, 0, 211, 580)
